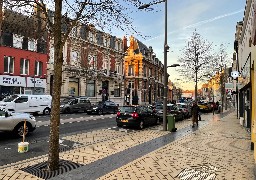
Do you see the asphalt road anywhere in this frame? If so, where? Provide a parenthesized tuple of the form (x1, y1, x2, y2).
(0, 114, 117, 166)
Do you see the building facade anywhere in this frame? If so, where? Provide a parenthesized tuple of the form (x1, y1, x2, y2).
(234, 0, 256, 160)
(46, 24, 124, 105)
(123, 36, 164, 105)
(0, 9, 48, 97)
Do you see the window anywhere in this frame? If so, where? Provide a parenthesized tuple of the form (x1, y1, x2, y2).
(104, 37, 109, 47)
(15, 96, 28, 103)
(86, 80, 95, 97)
(88, 31, 94, 42)
(71, 51, 80, 66)
(88, 55, 97, 69)
(4, 56, 14, 74)
(114, 83, 121, 97)
(149, 68, 152, 77)
(128, 65, 134, 76)
(129, 81, 134, 89)
(115, 64, 120, 74)
(28, 39, 37, 51)
(13, 34, 23, 49)
(20, 58, 29, 75)
(35, 61, 43, 76)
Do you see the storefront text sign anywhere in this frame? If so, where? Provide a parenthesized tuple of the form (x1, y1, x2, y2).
(26, 77, 46, 88)
(0, 75, 26, 87)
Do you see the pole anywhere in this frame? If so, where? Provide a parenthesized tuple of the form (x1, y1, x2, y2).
(212, 86, 215, 115)
(163, 0, 168, 131)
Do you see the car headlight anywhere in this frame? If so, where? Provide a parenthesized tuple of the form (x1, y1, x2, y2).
(93, 107, 98, 110)
(0, 104, 6, 106)
(60, 105, 64, 108)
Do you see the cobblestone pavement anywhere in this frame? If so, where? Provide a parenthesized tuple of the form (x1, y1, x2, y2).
(0, 110, 254, 180)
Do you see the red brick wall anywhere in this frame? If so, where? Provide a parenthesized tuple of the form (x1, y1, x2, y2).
(0, 46, 48, 78)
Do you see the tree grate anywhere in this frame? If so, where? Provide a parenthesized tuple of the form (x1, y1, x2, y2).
(21, 159, 83, 179)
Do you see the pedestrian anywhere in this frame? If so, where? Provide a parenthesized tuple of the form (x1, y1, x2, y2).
(216, 101, 220, 113)
(191, 102, 199, 127)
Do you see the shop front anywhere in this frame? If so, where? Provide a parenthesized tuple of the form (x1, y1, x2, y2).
(239, 53, 252, 129)
(0, 75, 26, 97)
(0, 75, 46, 97)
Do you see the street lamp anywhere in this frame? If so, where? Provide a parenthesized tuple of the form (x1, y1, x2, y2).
(139, 0, 169, 131)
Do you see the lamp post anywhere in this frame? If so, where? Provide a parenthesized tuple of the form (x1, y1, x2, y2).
(139, 1, 180, 131)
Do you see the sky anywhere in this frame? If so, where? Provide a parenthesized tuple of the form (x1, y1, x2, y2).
(110, 0, 246, 90)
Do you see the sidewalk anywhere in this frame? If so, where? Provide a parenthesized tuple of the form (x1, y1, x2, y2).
(0, 110, 254, 180)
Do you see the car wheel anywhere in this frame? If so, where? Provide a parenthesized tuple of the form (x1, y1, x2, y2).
(14, 122, 31, 137)
(138, 121, 144, 129)
(64, 108, 71, 114)
(98, 109, 103, 115)
(43, 108, 51, 115)
(87, 112, 92, 115)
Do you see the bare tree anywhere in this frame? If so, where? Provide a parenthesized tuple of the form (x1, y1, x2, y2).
(178, 30, 217, 102)
(2, 0, 143, 171)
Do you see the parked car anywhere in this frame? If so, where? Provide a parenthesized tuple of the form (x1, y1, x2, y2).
(60, 96, 91, 113)
(198, 102, 211, 112)
(0, 94, 52, 115)
(116, 105, 159, 129)
(0, 108, 36, 137)
(156, 104, 185, 121)
(176, 103, 192, 118)
(87, 100, 118, 115)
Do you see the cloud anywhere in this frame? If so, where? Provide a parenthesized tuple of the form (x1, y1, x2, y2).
(145, 9, 244, 42)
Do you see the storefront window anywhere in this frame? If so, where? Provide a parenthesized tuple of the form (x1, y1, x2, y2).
(86, 80, 95, 97)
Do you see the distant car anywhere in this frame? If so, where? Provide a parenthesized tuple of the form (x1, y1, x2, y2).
(156, 104, 184, 121)
(198, 102, 211, 112)
(176, 103, 192, 118)
(87, 100, 118, 115)
(116, 106, 159, 129)
(60, 96, 91, 113)
(0, 108, 36, 137)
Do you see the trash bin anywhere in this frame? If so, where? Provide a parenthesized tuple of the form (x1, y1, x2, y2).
(167, 114, 177, 132)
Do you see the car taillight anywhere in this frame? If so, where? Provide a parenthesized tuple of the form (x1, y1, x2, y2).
(131, 112, 139, 118)
(117, 112, 121, 116)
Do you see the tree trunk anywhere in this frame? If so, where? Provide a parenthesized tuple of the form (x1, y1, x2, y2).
(48, 0, 63, 171)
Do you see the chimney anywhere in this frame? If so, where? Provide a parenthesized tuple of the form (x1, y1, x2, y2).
(123, 36, 128, 52)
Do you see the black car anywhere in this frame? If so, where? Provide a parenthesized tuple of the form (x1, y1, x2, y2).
(156, 104, 184, 121)
(116, 106, 159, 129)
(87, 100, 118, 115)
(60, 96, 91, 113)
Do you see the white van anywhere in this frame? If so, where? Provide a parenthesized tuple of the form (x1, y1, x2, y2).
(0, 94, 52, 115)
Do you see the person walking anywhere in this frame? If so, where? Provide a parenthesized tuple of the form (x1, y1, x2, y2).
(191, 102, 199, 127)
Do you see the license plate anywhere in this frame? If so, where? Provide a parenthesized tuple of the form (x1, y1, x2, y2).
(121, 120, 128, 122)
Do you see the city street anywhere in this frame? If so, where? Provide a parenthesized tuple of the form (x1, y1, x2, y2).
(0, 113, 117, 166)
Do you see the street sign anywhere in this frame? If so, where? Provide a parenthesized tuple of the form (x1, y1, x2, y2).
(225, 83, 233, 89)
(231, 71, 239, 79)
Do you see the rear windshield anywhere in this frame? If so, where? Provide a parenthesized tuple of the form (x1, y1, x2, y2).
(61, 98, 74, 103)
(177, 104, 187, 108)
(155, 105, 163, 109)
(119, 106, 136, 113)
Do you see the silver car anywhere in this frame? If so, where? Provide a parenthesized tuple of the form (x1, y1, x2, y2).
(0, 108, 36, 137)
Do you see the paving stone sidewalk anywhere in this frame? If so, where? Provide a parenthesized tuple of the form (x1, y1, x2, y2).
(0, 110, 254, 180)
(98, 111, 255, 180)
